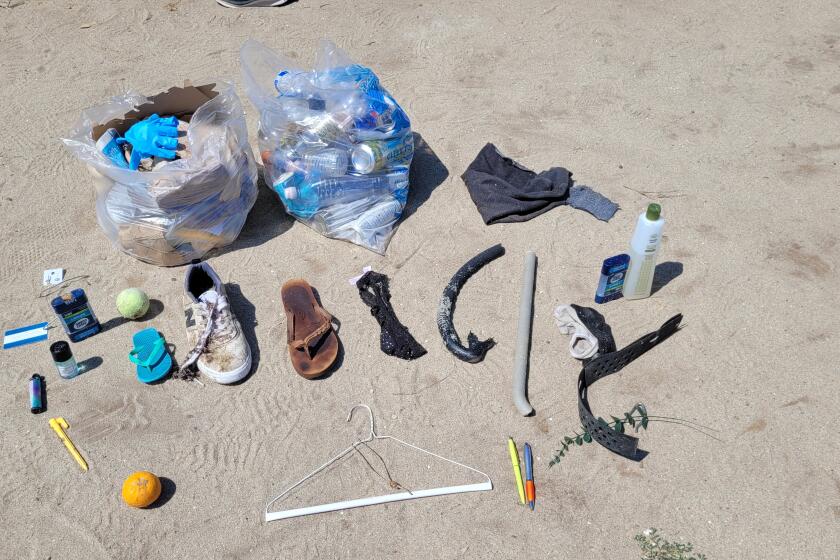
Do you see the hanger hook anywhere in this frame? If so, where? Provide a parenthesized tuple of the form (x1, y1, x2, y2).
(346, 404, 377, 440)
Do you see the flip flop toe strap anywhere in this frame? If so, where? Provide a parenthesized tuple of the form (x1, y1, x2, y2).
(129, 337, 166, 368)
(289, 307, 333, 359)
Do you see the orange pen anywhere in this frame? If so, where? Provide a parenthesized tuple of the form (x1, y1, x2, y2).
(524, 442, 535, 510)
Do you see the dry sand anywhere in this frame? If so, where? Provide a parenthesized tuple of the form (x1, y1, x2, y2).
(1, 1, 838, 558)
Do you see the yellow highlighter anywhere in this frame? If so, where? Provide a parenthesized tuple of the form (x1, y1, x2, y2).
(49, 417, 88, 472)
(507, 437, 526, 505)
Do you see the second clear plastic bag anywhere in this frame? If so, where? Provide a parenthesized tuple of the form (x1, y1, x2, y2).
(240, 39, 413, 254)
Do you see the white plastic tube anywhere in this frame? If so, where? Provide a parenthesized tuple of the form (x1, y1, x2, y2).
(513, 251, 536, 416)
(265, 481, 492, 522)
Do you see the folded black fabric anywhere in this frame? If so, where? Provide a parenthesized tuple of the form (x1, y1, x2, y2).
(461, 143, 571, 224)
(461, 143, 617, 224)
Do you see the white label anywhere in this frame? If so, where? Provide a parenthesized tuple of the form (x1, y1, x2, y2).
(43, 269, 65, 286)
(56, 361, 78, 379)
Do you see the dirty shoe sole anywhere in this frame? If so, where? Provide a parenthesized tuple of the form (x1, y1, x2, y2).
(197, 347, 253, 384)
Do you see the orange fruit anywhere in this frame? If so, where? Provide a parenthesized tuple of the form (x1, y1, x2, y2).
(121, 471, 162, 508)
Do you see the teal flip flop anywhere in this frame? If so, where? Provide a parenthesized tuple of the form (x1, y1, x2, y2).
(129, 328, 172, 383)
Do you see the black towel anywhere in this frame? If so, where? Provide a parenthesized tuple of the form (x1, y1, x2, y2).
(461, 143, 617, 224)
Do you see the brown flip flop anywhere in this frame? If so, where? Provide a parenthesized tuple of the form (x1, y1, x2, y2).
(281, 279, 339, 379)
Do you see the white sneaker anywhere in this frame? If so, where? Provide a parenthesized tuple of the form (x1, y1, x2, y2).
(180, 261, 252, 384)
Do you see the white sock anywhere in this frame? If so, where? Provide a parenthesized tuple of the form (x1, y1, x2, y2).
(554, 304, 598, 359)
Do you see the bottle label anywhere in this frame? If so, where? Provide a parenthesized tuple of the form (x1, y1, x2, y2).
(56, 360, 78, 379)
(605, 270, 627, 292)
(58, 306, 96, 336)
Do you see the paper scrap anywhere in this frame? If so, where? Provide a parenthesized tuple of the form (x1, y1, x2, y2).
(43, 269, 65, 286)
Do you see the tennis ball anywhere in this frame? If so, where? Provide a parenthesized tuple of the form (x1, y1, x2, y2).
(116, 288, 150, 320)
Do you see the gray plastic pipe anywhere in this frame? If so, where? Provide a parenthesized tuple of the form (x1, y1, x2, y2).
(513, 251, 536, 416)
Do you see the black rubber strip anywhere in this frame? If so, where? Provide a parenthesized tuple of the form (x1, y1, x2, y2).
(578, 314, 683, 459)
(436, 244, 505, 363)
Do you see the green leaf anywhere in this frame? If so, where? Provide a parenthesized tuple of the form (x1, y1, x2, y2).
(583, 432, 592, 443)
(641, 416, 649, 430)
(575, 436, 583, 445)
(610, 415, 621, 424)
(613, 420, 624, 433)
(564, 436, 574, 445)
(624, 412, 636, 427)
(635, 403, 648, 417)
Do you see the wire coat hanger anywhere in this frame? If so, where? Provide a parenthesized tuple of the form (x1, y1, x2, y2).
(265, 404, 493, 522)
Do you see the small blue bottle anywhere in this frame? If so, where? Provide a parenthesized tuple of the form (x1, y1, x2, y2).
(51, 289, 100, 342)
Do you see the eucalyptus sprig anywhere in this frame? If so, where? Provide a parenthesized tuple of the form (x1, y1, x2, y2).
(549, 403, 721, 467)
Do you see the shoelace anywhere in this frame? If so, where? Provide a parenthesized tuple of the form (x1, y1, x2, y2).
(205, 296, 234, 341)
(175, 295, 234, 380)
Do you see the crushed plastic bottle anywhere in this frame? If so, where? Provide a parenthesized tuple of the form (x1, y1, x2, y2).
(282, 170, 408, 219)
(311, 194, 405, 240)
(274, 70, 313, 97)
(327, 89, 368, 122)
(355, 197, 403, 232)
(299, 113, 354, 145)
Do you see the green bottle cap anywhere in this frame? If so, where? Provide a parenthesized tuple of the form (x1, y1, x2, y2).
(646, 203, 661, 221)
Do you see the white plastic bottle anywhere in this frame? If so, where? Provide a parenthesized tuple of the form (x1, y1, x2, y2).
(622, 203, 664, 300)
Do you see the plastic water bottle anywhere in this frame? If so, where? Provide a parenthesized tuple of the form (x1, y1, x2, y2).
(274, 70, 312, 97)
(299, 113, 354, 144)
(297, 148, 349, 178)
(622, 203, 665, 300)
(328, 90, 367, 120)
(354, 197, 403, 233)
(285, 170, 407, 206)
(273, 171, 302, 199)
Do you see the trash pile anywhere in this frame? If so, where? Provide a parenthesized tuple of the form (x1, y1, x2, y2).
(62, 82, 258, 266)
(7, 35, 696, 532)
(241, 39, 413, 253)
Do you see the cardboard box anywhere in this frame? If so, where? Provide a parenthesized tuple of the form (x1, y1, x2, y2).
(94, 83, 248, 266)
(92, 82, 218, 139)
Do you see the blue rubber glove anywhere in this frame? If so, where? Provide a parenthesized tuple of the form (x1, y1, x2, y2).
(122, 114, 180, 170)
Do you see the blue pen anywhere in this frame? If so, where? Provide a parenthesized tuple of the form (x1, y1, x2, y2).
(524, 442, 535, 511)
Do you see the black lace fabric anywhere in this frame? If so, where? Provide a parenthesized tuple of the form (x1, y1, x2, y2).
(356, 271, 427, 360)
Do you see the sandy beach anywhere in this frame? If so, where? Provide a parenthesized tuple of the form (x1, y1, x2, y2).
(1, 1, 838, 558)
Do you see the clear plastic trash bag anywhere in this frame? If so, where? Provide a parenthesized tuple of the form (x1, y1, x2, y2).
(240, 39, 413, 254)
(62, 81, 258, 266)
